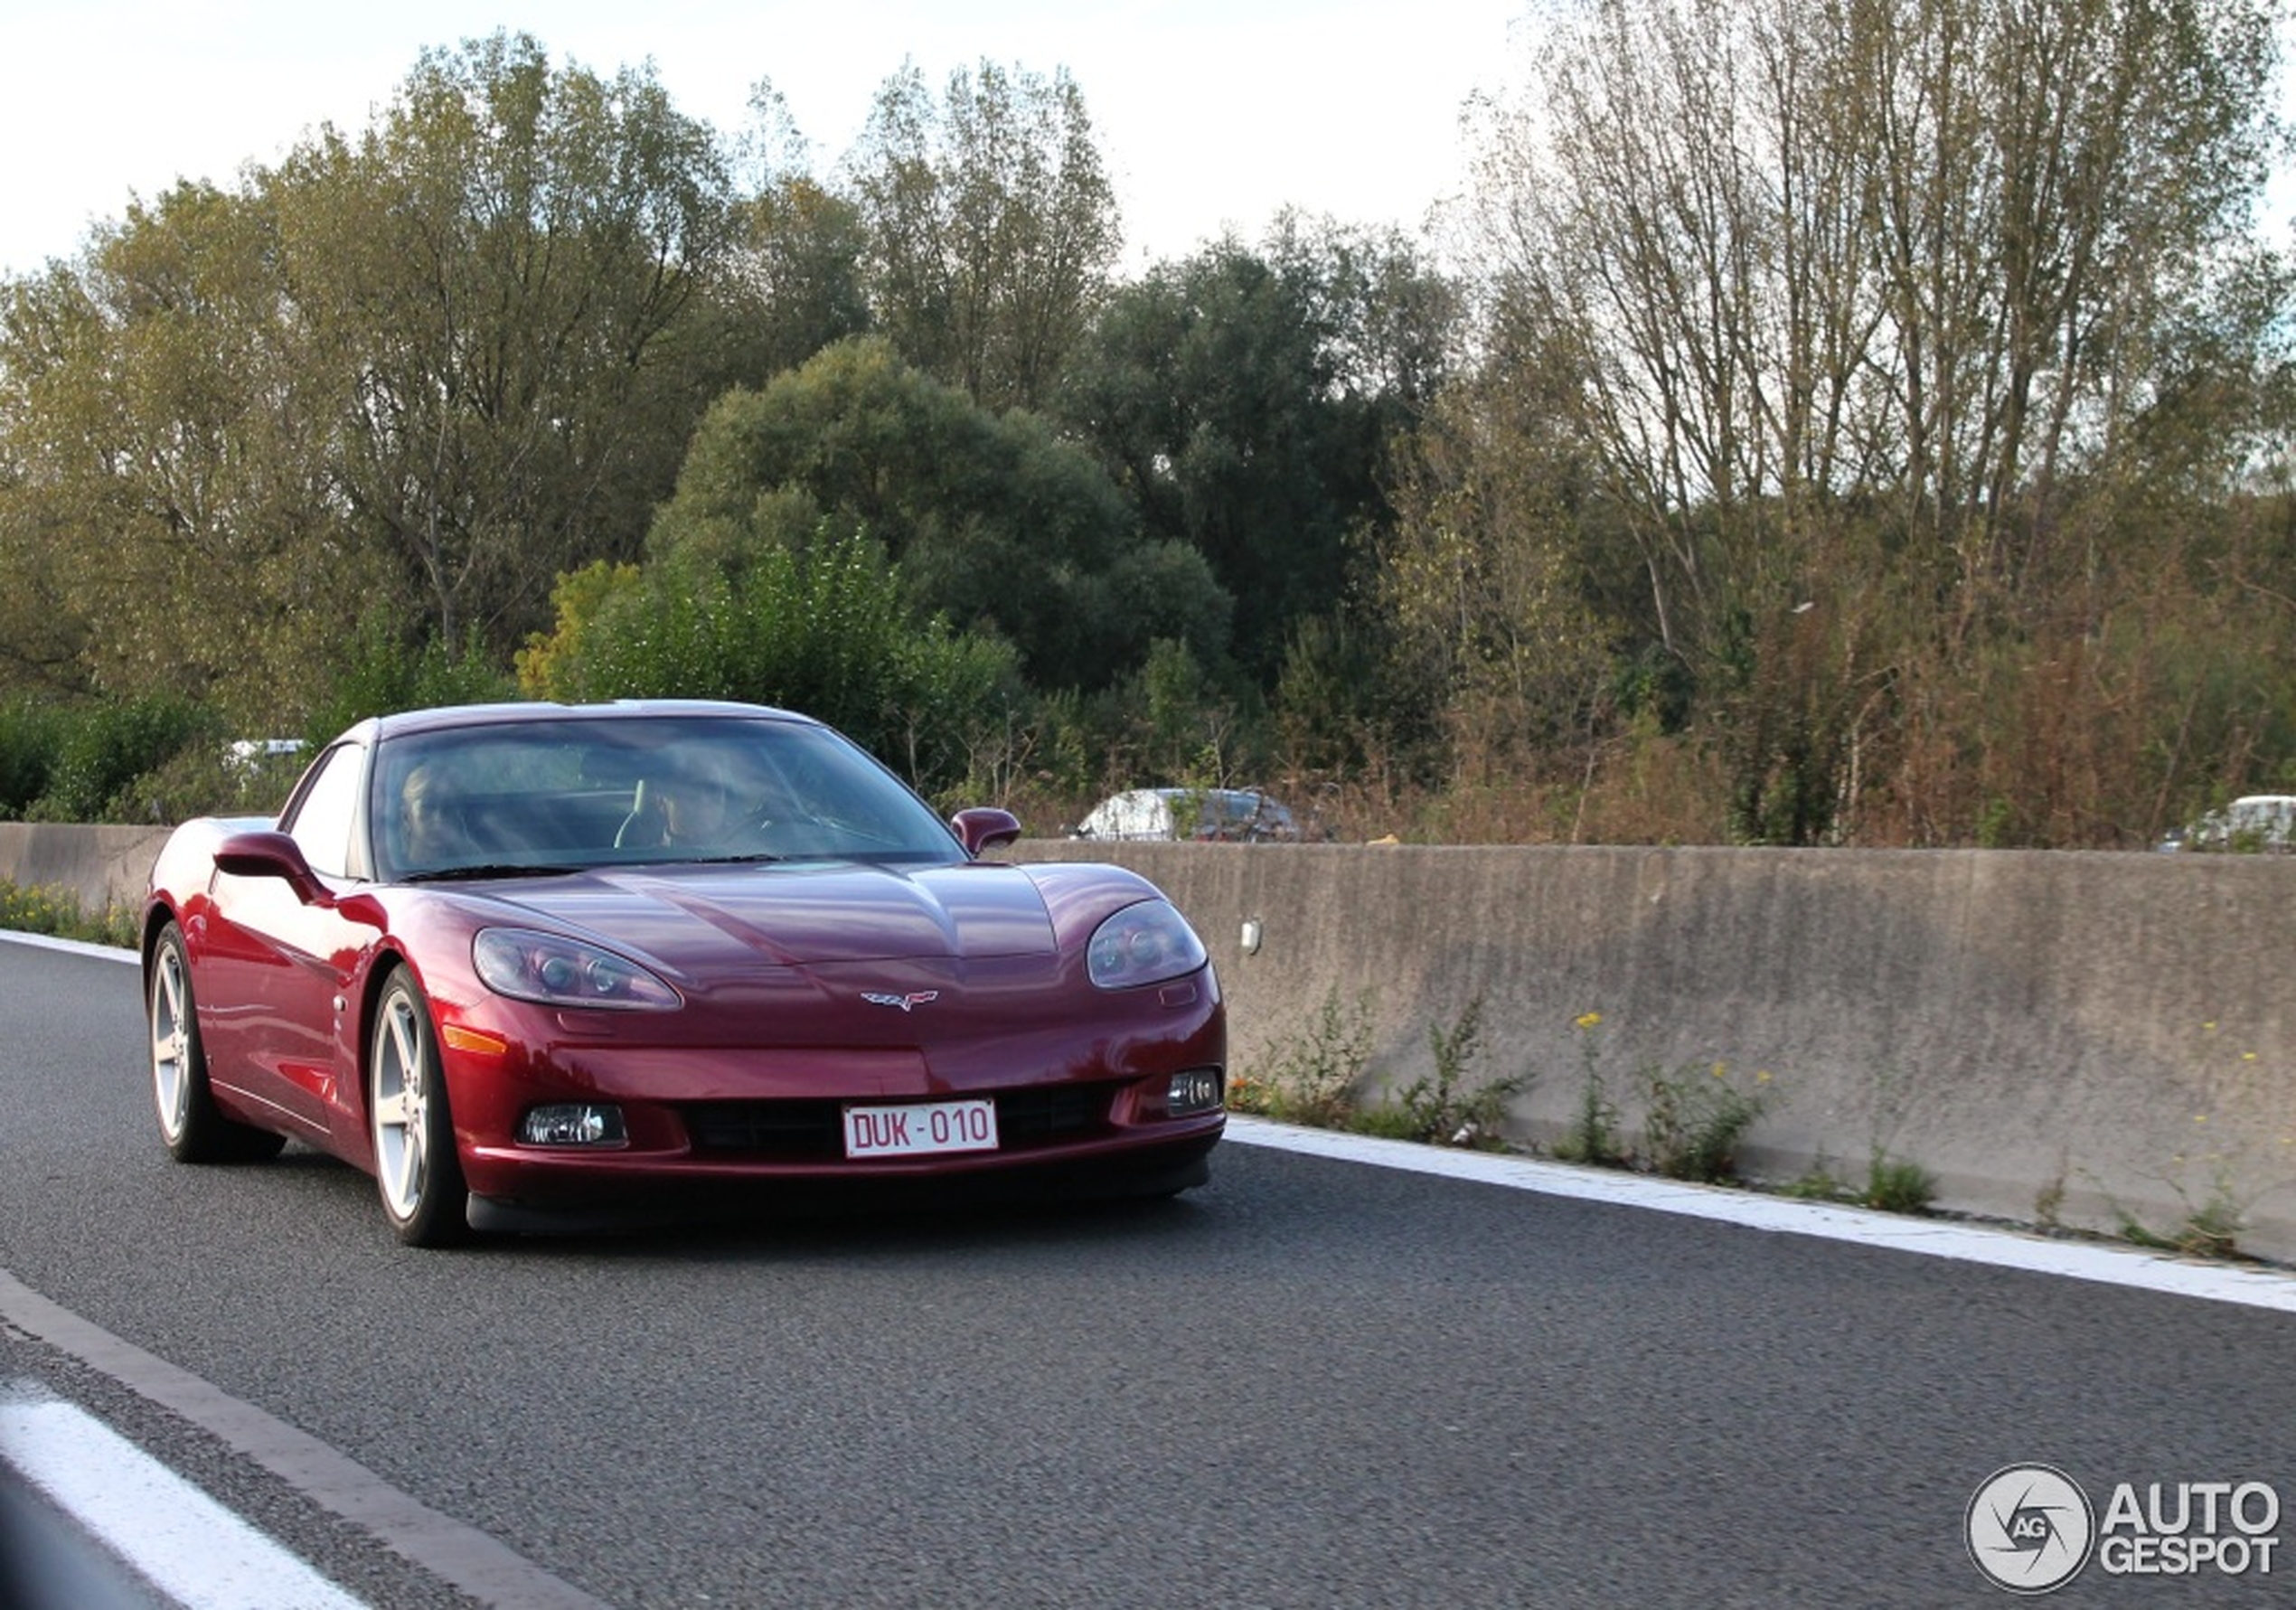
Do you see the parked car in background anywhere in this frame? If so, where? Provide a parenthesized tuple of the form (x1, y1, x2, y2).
(2159, 794, 2296, 853)
(1070, 787, 1300, 843)
(224, 737, 308, 774)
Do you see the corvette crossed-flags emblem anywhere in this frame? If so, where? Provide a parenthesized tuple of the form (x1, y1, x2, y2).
(861, 991, 941, 1012)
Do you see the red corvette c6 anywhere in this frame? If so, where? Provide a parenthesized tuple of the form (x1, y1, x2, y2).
(141, 701, 1225, 1245)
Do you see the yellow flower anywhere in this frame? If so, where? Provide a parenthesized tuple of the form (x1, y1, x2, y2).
(1711, 1062, 1727, 1078)
(2243, 1051, 2259, 1062)
(1575, 1012, 1603, 1031)
(1755, 1069, 1774, 1085)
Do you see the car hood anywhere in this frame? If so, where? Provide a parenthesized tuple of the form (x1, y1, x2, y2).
(469, 861, 1060, 972)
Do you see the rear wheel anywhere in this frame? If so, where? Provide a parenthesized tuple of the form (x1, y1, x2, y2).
(369, 969, 471, 1248)
(147, 922, 287, 1163)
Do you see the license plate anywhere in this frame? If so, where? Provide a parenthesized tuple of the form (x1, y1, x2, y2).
(842, 1098, 999, 1160)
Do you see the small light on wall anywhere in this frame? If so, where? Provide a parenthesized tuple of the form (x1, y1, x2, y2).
(1240, 918, 1263, 956)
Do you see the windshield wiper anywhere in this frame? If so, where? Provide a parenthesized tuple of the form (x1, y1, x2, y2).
(400, 862, 579, 883)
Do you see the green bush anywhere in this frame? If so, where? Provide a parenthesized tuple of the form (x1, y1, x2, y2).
(0, 701, 63, 819)
(303, 619, 515, 748)
(1865, 1152, 1937, 1215)
(1551, 1012, 1628, 1165)
(518, 532, 1022, 795)
(25, 697, 214, 824)
(127, 739, 313, 825)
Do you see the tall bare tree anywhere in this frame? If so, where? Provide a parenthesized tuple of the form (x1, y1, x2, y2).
(1473, 0, 2282, 650)
(1440, 0, 2288, 839)
(844, 60, 1121, 412)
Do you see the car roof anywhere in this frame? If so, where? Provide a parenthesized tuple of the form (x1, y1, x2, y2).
(1134, 786, 1267, 803)
(353, 700, 821, 745)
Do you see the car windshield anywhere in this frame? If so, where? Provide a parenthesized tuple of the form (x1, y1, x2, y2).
(371, 713, 962, 881)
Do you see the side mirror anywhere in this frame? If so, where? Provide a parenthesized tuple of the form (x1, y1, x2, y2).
(212, 829, 383, 927)
(215, 829, 326, 901)
(950, 807, 1024, 858)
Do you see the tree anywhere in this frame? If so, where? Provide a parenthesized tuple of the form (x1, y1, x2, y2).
(647, 337, 1231, 690)
(704, 80, 873, 384)
(0, 33, 747, 726)
(272, 31, 740, 654)
(1057, 219, 1460, 680)
(715, 173, 873, 380)
(0, 184, 379, 714)
(1378, 323, 1616, 780)
(1460, 0, 2291, 841)
(843, 60, 1121, 412)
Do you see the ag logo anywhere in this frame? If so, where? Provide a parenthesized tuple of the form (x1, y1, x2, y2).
(1968, 1464, 2095, 1595)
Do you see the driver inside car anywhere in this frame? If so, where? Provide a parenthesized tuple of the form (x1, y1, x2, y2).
(397, 761, 476, 867)
(617, 750, 757, 852)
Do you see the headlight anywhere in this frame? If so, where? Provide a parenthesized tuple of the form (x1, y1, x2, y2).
(473, 928, 680, 1011)
(1087, 899, 1208, 990)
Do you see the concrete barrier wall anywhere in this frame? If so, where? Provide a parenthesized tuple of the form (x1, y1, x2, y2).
(1014, 842, 2296, 1262)
(0, 824, 172, 918)
(9, 824, 2293, 1259)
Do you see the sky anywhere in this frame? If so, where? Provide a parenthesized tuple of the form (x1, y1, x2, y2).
(0, 0, 1529, 280)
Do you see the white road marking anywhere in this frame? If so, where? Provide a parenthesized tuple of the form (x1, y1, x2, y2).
(1225, 1116, 2296, 1313)
(0, 929, 136, 964)
(0, 1272, 615, 1610)
(0, 1382, 365, 1609)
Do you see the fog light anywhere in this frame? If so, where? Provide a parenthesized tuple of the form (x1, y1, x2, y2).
(1165, 1069, 1223, 1117)
(520, 1104, 627, 1146)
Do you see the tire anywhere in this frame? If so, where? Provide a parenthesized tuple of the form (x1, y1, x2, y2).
(369, 968, 472, 1248)
(147, 922, 287, 1164)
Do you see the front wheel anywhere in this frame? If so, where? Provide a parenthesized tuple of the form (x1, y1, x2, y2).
(148, 922, 286, 1163)
(369, 969, 471, 1247)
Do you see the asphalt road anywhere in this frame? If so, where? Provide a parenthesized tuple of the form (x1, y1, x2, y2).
(2, 936, 2292, 1607)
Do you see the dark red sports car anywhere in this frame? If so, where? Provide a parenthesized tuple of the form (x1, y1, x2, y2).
(142, 701, 1225, 1245)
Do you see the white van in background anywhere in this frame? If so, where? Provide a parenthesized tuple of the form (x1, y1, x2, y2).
(1070, 787, 1299, 843)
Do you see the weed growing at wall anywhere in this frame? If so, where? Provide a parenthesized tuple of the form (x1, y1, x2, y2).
(0, 880, 136, 949)
(1237, 1001, 1966, 1231)
(2117, 1196, 2244, 1260)
(1360, 996, 1529, 1149)
(1841, 1060, 1937, 1213)
(2109, 1152, 2259, 1260)
(1550, 1011, 1628, 1165)
(1230, 985, 1380, 1128)
(1548, 1020, 1774, 1183)
(1784, 1157, 1844, 1200)
(1642, 1062, 1772, 1183)
(1863, 1151, 1937, 1214)
(2105, 1025, 2296, 1261)
(1777, 1149, 1936, 1215)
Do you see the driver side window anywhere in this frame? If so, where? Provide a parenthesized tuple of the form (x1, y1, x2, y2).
(285, 743, 365, 879)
